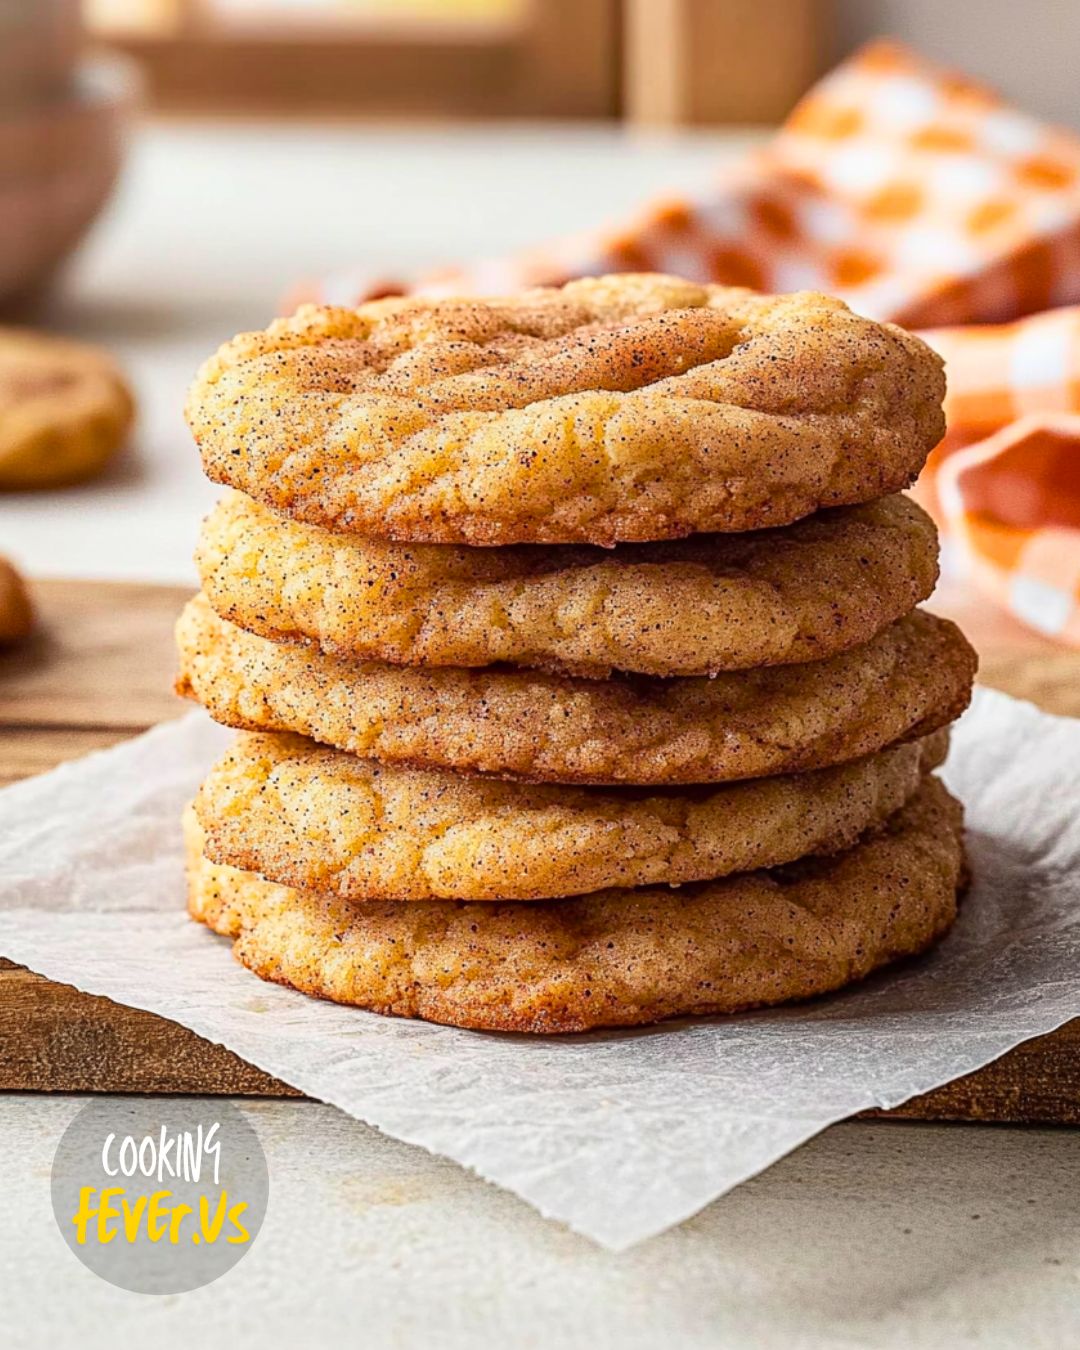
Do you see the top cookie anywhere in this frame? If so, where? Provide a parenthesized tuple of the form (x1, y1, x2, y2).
(0, 328, 134, 490)
(187, 274, 945, 546)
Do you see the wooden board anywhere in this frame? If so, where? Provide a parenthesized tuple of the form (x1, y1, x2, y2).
(2, 577, 1080, 1122)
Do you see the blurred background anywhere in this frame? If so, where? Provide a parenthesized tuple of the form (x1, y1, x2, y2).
(81, 0, 1080, 126)
(2, 0, 1079, 592)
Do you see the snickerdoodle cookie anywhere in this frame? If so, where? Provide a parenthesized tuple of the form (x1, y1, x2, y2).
(196, 490, 939, 678)
(0, 328, 133, 489)
(0, 556, 33, 642)
(186, 776, 965, 1033)
(176, 594, 975, 785)
(195, 728, 947, 902)
(186, 274, 944, 545)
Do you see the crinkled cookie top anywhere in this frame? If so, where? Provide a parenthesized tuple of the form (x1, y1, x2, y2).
(196, 490, 939, 678)
(186, 778, 964, 1033)
(195, 728, 946, 902)
(187, 274, 945, 545)
(176, 596, 976, 786)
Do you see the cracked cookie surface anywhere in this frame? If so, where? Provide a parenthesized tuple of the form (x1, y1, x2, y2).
(176, 594, 976, 785)
(187, 274, 944, 545)
(186, 777, 965, 1033)
(197, 490, 939, 678)
(196, 728, 947, 901)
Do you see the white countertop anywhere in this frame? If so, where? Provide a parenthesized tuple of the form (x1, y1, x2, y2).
(6, 1097, 1080, 1349)
(4, 121, 1079, 1347)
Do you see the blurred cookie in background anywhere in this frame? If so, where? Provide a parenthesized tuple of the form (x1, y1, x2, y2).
(0, 327, 134, 489)
(0, 555, 34, 644)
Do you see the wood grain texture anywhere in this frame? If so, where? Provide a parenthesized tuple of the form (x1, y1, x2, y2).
(1, 576, 1079, 1119)
(0, 579, 186, 729)
(0, 959, 299, 1096)
(623, 0, 825, 126)
(98, 1, 620, 120)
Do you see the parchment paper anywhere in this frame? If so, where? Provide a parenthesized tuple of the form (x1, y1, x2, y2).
(1, 686, 1078, 1250)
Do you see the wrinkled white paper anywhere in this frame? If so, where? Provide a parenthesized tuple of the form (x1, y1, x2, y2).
(1, 687, 1078, 1250)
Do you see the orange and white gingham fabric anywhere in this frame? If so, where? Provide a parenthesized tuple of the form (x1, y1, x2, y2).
(297, 40, 1080, 645)
(913, 305, 1080, 510)
(913, 308, 1080, 643)
(937, 415, 1080, 643)
(924, 306, 1080, 454)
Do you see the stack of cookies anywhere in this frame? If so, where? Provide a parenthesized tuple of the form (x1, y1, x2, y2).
(177, 274, 976, 1033)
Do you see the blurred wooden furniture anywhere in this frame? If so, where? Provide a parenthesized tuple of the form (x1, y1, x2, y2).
(88, 0, 826, 121)
(1, 575, 1079, 1117)
(88, 0, 620, 118)
(623, 0, 824, 125)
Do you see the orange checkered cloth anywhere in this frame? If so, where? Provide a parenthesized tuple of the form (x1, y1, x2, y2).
(297, 40, 1080, 645)
(917, 307, 1080, 644)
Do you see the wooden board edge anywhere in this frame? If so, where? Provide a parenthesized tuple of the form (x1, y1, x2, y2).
(4, 962, 1079, 1121)
(0, 963, 300, 1097)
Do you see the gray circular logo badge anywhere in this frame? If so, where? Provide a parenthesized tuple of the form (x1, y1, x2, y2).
(51, 1098, 269, 1295)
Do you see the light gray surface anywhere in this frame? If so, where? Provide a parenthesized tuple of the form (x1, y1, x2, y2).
(833, 0, 1080, 130)
(4, 1096, 1079, 1349)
